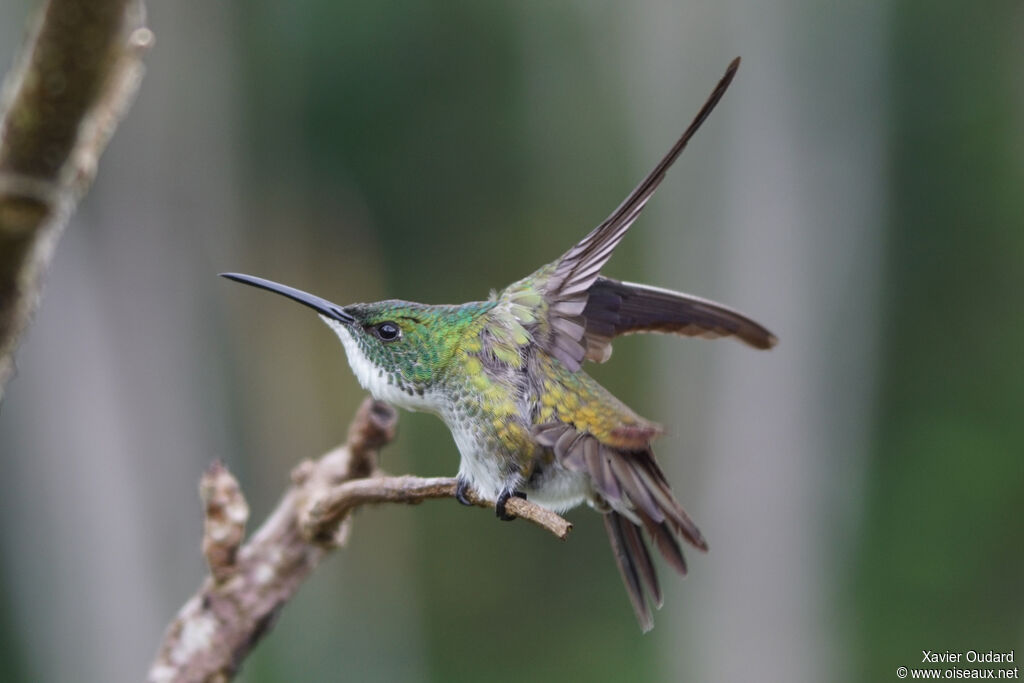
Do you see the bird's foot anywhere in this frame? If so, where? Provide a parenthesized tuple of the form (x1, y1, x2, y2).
(455, 477, 474, 507)
(496, 489, 527, 521)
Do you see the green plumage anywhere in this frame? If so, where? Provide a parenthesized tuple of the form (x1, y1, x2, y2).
(223, 57, 777, 632)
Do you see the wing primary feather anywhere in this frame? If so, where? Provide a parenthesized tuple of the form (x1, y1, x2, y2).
(581, 277, 778, 362)
(549, 58, 741, 299)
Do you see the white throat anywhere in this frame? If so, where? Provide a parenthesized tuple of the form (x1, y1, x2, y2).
(320, 316, 437, 412)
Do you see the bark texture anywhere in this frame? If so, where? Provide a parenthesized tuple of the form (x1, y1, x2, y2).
(0, 0, 151, 399)
(148, 397, 571, 682)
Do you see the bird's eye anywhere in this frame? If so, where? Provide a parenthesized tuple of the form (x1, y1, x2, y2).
(374, 321, 401, 342)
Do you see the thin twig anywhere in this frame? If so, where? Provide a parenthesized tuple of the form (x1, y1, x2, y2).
(302, 475, 572, 540)
(147, 397, 572, 682)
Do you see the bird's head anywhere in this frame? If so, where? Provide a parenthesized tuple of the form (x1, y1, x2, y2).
(221, 273, 472, 404)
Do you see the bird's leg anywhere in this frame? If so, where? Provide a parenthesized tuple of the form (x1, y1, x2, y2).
(496, 489, 527, 521)
(455, 477, 474, 507)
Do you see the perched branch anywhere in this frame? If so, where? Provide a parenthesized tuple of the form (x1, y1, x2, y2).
(302, 476, 572, 541)
(0, 0, 152, 400)
(148, 398, 572, 682)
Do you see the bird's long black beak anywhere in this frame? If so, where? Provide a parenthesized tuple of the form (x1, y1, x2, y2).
(220, 273, 356, 324)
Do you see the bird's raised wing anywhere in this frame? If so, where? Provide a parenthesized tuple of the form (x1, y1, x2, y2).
(529, 58, 750, 370)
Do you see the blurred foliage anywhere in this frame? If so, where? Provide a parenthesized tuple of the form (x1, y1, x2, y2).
(856, 0, 1024, 676)
(0, 0, 1021, 680)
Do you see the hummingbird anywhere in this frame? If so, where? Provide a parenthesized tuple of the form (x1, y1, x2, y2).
(223, 56, 776, 632)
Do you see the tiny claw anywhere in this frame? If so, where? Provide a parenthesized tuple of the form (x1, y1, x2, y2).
(455, 478, 474, 507)
(496, 489, 527, 521)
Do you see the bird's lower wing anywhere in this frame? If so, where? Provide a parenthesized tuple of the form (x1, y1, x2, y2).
(532, 421, 706, 631)
(581, 276, 777, 363)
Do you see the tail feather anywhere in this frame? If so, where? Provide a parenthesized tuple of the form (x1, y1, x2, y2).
(604, 512, 655, 632)
(608, 453, 667, 524)
(532, 421, 707, 631)
(620, 516, 663, 608)
(600, 449, 706, 631)
(639, 515, 689, 577)
(633, 458, 707, 550)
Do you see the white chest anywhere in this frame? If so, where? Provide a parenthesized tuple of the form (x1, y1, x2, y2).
(446, 416, 507, 500)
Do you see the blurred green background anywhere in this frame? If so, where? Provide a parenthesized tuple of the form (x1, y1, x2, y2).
(1, 0, 1022, 681)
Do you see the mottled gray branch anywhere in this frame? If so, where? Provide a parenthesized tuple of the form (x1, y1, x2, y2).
(0, 0, 151, 400)
(148, 397, 572, 682)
